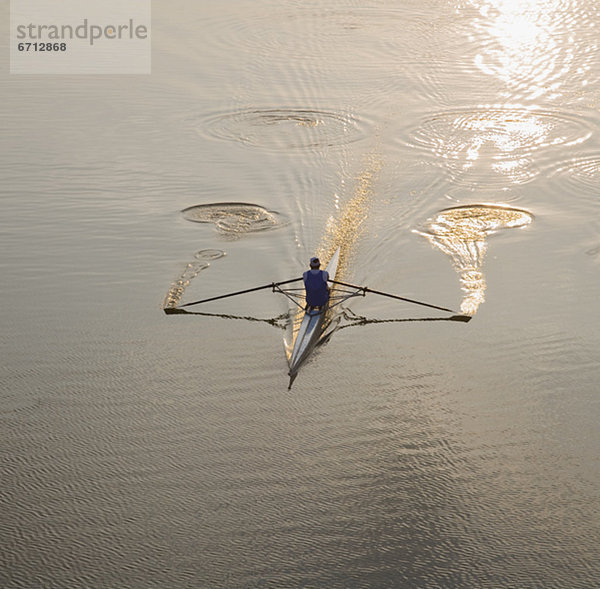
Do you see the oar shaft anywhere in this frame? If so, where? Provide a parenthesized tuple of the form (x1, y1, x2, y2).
(329, 279, 456, 314)
(365, 287, 455, 314)
(179, 277, 303, 308)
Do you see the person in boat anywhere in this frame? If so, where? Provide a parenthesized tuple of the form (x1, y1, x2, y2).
(303, 256, 330, 310)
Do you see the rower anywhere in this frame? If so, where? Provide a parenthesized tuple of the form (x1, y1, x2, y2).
(303, 256, 330, 310)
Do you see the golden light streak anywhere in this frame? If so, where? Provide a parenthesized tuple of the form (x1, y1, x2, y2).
(286, 155, 382, 360)
(414, 204, 533, 315)
(316, 154, 382, 275)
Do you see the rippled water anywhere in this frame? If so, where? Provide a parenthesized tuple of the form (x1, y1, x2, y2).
(198, 108, 371, 151)
(2, 1, 600, 587)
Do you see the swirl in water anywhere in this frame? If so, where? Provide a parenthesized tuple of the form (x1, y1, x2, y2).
(181, 203, 289, 239)
(414, 205, 533, 315)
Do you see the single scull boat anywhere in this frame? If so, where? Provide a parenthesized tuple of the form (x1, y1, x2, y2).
(286, 247, 340, 388)
(166, 247, 467, 387)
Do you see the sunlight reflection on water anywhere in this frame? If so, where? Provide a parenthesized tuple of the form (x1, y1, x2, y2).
(414, 204, 533, 315)
(469, 0, 599, 100)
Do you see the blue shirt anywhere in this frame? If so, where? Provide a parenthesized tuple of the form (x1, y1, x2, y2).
(303, 269, 329, 307)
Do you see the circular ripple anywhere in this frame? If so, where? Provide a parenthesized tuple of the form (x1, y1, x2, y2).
(202, 5, 437, 66)
(440, 155, 539, 188)
(405, 106, 592, 156)
(194, 249, 226, 261)
(182, 203, 289, 237)
(552, 155, 600, 191)
(196, 108, 370, 151)
(586, 245, 600, 258)
(445, 186, 523, 204)
(401, 106, 592, 186)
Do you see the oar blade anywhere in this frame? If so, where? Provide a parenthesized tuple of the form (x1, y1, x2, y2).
(449, 314, 472, 323)
(163, 307, 187, 315)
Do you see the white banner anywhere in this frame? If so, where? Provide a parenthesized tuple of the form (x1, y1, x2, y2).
(11, 0, 151, 74)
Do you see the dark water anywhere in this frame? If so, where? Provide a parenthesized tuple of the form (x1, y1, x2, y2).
(2, 1, 599, 587)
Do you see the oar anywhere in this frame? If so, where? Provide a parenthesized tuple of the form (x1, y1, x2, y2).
(174, 277, 303, 309)
(328, 279, 457, 314)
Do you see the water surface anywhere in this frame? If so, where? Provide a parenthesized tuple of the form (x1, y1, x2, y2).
(2, 1, 599, 587)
